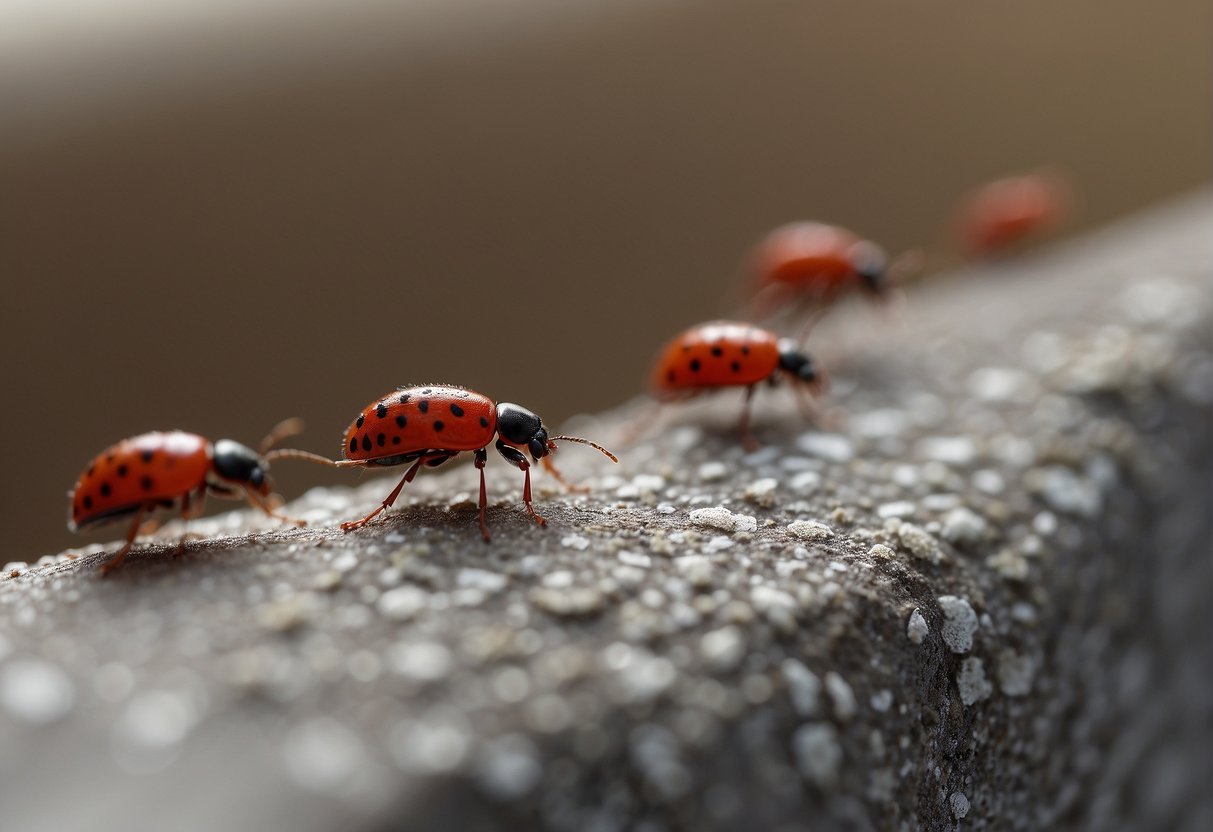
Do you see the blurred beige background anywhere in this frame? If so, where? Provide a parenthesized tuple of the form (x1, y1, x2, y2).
(1, 0, 1208, 559)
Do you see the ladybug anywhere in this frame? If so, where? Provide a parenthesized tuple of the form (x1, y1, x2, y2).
(335, 385, 617, 539)
(749, 221, 893, 321)
(955, 172, 1070, 257)
(68, 420, 312, 574)
(649, 321, 827, 450)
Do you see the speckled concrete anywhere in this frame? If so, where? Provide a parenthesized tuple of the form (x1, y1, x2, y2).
(1, 195, 1210, 831)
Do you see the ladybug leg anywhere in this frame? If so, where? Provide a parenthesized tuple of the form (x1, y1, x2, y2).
(245, 489, 307, 528)
(495, 440, 546, 528)
(170, 489, 205, 557)
(738, 385, 760, 452)
(540, 457, 587, 493)
(340, 458, 425, 532)
(98, 505, 150, 576)
(474, 448, 490, 542)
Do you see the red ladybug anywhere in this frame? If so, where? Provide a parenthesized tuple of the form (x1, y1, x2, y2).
(69, 421, 312, 574)
(955, 172, 1070, 257)
(749, 222, 892, 320)
(649, 321, 827, 449)
(335, 385, 617, 539)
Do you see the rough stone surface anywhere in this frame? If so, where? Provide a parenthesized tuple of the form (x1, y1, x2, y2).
(0, 196, 1210, 831)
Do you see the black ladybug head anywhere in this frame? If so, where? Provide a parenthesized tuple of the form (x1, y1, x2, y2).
(777, 339, 820, 385)
(849, 240, 888, 294)
(211, 439, 271, 495)
(495, 403, 551, 461)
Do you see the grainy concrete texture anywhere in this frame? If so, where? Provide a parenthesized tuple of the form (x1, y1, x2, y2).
(1, 195, 1210, 831)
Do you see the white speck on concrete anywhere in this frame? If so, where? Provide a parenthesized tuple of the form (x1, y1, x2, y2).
(786, 520, 834, 541)
(0, 659, 74, 725)
(782, 659, 823, 716)
(950, 791, 971, 819)
(973, 469, 1005, 494)
(700, 626, 745, 671)
(283, 717, 366, 795)
(377, 586, 427, 622)
(824, 672, 856, 721)
(792, 722, 842, 788)
(390, 717, 470, 774)
(915, 436, 977, 466)
(997, 649, 1035, 696)
(675, 555, 714, 588)
(941, 507, 987, 545)
(898, 523, 942, 563)
(907, 609, 930, 644)
(797, 433, 854, 462)
(877, 500, 916, 518)
(387, 642, 452, 682)
(957, 657, 993, 705)
(1031, 465, 1101, 517)
(456, 568, 508, 594)
(703, 535, 735, 553)
(937, 596, 978, 653)
(868, 544, 895, 560)
(697, 461, 728, 482)
(850, 408, 909, 438)
(632, 474, 666, 492)
(968, 366, 1033, 402)
(689, 506, 757, 533)
(743, 477, 779, 507)
(870, 690, 894, 713)
(618, 550, 652, 568)
(560, 533, 591, 551)
(530, 587, 606, 618)
(789, 471, 822, 494)
(475, 734, 542, 799)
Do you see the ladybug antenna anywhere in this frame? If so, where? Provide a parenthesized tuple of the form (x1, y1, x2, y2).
(263, 448, 345, 467)
(550, 435, 620, 463)
(260, 417, 307, 454)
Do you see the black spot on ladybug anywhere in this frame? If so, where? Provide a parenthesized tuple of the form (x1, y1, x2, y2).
(690, 359, 702, 373)
(396, 415, 407, 428)
(141, 476, 154, 491)
(418, 401, 429, 413)
(100, 483, 111, 497)
(356, 415, 365, 429)
(742, 346, 751, 355)
(349, 438, 357, 454)
(399, 393, 411, 404)
(711, 346, 723, 357)
(117, 464, 128, 477)
(392, 436, 401, 445)
(361, 435, 372, 452)
(433, 420, 445, 432)
(480, 416, 489, 428)
(376, 403, 388, 419)
(732, 361, 742, 373)
(450, 404, 464, 417)
(377, 433, 386, 447)
(83, 495, 93, 509)
(141, 450, 154, 463)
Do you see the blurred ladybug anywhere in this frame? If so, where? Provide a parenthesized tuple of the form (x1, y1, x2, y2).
(649, 321, 827, 450)
(69, 420, 312, 574)
(334, 385, 617, 539)
(955, 172, 1070, 257)
(749, 221, 896, 322)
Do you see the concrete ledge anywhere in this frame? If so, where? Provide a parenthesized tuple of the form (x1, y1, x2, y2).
(1, 194, 1210, 831)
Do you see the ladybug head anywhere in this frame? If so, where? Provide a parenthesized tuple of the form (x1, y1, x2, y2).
(495, 403, 551, 461)
(849, 240, 889, 295)
(211, 439, 272, 495)
(777, 339, 826, 392)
